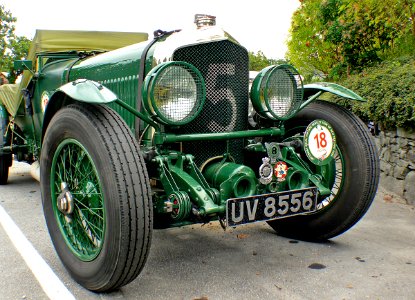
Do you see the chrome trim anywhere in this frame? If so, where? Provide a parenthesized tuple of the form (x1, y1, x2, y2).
(152, 26, 240, 66)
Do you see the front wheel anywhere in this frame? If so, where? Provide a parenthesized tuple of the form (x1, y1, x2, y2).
(40, 103, 152, 291)
(268, 101, 380, 241)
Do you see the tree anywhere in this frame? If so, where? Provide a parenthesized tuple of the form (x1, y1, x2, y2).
(0, 4, 31, 83)
(249, 51, 270, 70)
(0, 4, 16, 66)
(339, 0, 400, 69)
(287, 0, 341, 80)
(393, 0, 415, 37)
(248, 51, 287, 71)
(5, 36, 31, 83)
(287, 0, 413, 80)
(406, 0, 415, 37)
(378, 0, 415, 58)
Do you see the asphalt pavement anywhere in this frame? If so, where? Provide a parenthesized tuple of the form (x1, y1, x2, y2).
(0, 161, 414, 300)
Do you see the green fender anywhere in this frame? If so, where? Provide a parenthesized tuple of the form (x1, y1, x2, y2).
(43, 78, 158, 141)
(57, 79, 117, 103)
(304, 82, 364, 101)
(42, 79, 118, 142)
(300, 82, 365, 110)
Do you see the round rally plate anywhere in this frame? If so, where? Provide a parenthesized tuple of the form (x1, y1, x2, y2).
(303, 119, 336, 165)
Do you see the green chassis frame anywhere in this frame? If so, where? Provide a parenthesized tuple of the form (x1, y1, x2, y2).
(149, 126, 333, 221)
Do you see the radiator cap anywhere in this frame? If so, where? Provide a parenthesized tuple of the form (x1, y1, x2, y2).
(194, 14, 216, 28)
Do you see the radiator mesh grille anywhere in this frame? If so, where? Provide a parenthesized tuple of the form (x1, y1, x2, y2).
(172, 40, 249, 165)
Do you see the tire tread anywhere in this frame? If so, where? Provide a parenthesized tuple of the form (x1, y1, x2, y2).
(41, 103, 152, 292)
(269, 101, 380, 241)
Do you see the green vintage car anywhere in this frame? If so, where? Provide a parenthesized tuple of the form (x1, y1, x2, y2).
(0, 15, 379, 291)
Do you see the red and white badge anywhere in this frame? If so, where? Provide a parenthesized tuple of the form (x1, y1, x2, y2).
(304, 119, 336, 165)
(274, 161, 288, 182)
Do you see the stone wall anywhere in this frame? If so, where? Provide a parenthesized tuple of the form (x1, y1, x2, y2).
(375, 128, 415, 205)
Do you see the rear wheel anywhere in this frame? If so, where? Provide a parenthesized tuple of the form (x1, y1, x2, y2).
(0, 154, 12, 185)
(40, 103, 152, 291)
(268, 101, 379, 241)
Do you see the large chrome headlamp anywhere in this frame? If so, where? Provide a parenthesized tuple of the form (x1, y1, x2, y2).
(142, 61, 205, 126)
(250, 65, 303, 121)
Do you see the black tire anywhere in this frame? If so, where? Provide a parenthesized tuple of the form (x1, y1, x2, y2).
(40, 103, 152, 291)
(0, 154, 12, 185)
(268, 101, 379, 241)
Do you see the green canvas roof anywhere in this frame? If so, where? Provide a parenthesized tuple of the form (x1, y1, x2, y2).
(27, 30, 149, 61)
(8, 30, 149, 117)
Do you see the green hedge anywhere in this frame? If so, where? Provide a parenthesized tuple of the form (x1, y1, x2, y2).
(328, 56, 415, 130)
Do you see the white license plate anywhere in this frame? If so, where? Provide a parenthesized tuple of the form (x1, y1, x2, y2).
(226, 187, 318, 227)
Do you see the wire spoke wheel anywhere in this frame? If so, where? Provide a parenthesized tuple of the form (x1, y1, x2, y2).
(316, 148, 344, 210)
(51, 139, 105, 261)
(41, 103, 152, 292)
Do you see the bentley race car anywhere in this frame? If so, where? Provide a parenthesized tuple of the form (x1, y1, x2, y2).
(0, 15, 379, 291)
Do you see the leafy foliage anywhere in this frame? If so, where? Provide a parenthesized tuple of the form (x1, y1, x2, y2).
(288, 0, 415, 129)
(0, 4, 16, 56)
(287, 0, 339, 80)
(287, 0, 415, 80)
(248, 51, 287, 71)
(0, 4, 31, 83)
(330, 57, 415, 129)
